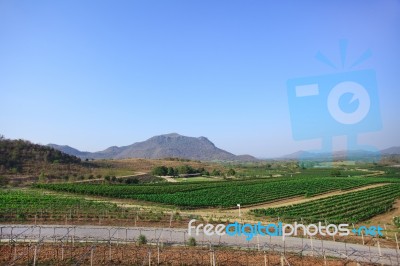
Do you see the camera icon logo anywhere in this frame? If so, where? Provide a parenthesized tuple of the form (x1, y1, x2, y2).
(287, 42, 382, 160)
(287, 69, 381, 140)
(327, 80, 370, 125)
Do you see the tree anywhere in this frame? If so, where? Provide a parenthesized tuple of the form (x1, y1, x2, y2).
(152, 166, 168, 176)
(167, 167, 176, 176)
(197, 167, 205, 173)
(227, 168, 236, 176)
(201, 170, 210, 176)
(177, 165, 195, 175)
(211, 169, 221, 176)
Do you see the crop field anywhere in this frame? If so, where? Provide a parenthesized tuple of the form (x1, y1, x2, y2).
(251, 184, 400, 223)
(34, 176, 398, 208)
(0, 189, 195, 226)
(0, 189, 120, 222)
(234, 164, 375, 178)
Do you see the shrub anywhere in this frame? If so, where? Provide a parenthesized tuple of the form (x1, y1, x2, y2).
(187, 237, 196, 246)
(394, 216, 400, 228)
(38, 172, 46, 183)
(330, 170, 341, 177)
(137, 234, 147, 245)
(125, 178, 139, 184)
(0, 176, 9, 187)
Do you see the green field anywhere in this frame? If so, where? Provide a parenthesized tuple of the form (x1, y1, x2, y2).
(251, 184, 400, 223)
(0, 189, 122, 222)
(234, 164, 375, 179)
(34, 176, 398, 208)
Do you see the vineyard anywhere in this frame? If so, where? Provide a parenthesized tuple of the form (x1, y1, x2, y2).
(251, 184, 400, 223)
(0, 190, 192, 227)
(34, 176, 397, 208)
(0, 190, 118, 222)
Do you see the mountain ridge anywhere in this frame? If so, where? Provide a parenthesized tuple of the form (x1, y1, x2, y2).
(281, 147, 400, 160)
(48, 133, 258, 162)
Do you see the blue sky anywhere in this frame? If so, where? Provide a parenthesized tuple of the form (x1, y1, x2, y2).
(1, 0, 399, 158)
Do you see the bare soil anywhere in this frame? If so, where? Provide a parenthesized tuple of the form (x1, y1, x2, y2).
(0, 243, 368, 266)
(369, 199, 400, 225)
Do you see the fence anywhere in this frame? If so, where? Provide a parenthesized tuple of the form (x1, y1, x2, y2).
(1, 225, 399, 265)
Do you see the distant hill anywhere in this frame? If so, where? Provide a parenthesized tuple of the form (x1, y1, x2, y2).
(47, 144, 91, 158)
(381, 146, 400, 155)
(281, 147, 400, 161)
(280, 150, 316, 160)
(49, 133, 259, 162)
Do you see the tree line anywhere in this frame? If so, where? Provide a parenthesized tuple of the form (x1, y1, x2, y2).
(151, 165, 236, 177)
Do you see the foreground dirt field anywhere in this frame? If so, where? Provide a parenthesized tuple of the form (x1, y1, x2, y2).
(0, 243, 370, 266)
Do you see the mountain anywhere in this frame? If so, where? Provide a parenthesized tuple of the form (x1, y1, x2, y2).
(381, 146, 400, 155)
(280, 150, 316, 160)
(47, 144, 91, 158)
(49, 133, 258, 162)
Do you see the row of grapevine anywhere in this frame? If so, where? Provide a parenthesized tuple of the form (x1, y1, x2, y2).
(0, 189, 194, 225)
(35, 176, 399, 208)
(251, 184, 400, 223)
(0, 189, 121, 221)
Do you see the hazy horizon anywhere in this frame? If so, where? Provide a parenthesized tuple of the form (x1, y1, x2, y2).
(10, 132, 399, 159)
(1, 1, 399, 158)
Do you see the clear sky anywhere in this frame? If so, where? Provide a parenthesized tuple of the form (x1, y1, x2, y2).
(1, 0, 399, 158)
